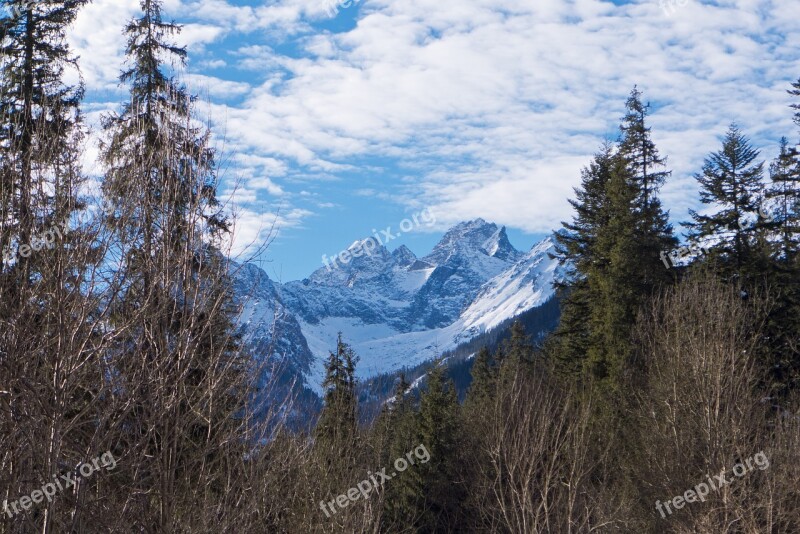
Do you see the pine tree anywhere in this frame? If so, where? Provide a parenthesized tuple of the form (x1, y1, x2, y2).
(465, 346, 495, 411)
(99, 0, 246, 528)
(0, 0, 88, 281)
(684, 125, 766, 281)
(551, 144, 614, 379)
(315, 334, 359, 455)
(414, 362, 464, 532)
(617, 87, 678, 288)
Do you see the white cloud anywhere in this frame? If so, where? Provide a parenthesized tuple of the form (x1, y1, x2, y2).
(229, 206, 313, 258)
(69, 0, 800, 245)
(184, 73, 251, 98)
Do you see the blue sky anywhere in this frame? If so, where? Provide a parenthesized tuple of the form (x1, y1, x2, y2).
(67, 0, 800, 281)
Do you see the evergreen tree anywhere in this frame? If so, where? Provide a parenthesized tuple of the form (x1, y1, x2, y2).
(684, 125, 766, 281)
(617, 87, 678, 288)
(0, 2, 111, 531)
(99, 0, 246, 527)
(618, 87, 669, 211)
(761, 134, 800, 396)
(551, 144, 614, 379)
(414, 362, 464, 532)
(767, 138, 800, 263)
(551, 90, 676, 391)
(585, 153, 640, 388)
(0, 0, 88, 281)
(464, 346, 495, 411)
(382, 374, 422, 529)
(315, 334, 359, 456)
(497, 320, 535, 389)
(789, 76, 800, 129)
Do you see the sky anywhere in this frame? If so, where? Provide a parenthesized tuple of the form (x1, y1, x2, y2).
(65, 0, 800, 282)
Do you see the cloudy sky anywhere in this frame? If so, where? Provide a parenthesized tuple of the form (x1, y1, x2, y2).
(67, 0, 800, 281)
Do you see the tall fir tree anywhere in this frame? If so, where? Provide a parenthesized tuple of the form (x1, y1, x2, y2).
(585, 152, 640, 389)
(382, 374, 422, 530)
(99, 0, 246, 528)
(0, 0, 87, 283)
(617, 87, 678, 289)
(0, 2, 111, 531)
(618, 87, 669, 209)
(761, 127, 800, 396)
(497, 320, 535, 388)
(414, 362, 464, 533)
(789, 76, 800, 131)
(464, 346, 496, 412)
(551, 143, 614, 380)
(315, 334, 359, 458)
(551, 90, 676, 391)
(767, 138, 800, 263)
(684, 125, 767, 282)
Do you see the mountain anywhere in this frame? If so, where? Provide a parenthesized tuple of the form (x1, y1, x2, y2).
(231, 219, 560, 396)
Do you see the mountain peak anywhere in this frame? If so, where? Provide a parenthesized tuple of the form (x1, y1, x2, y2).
(481, 226, 518, 260)
(392, 245, 417, 267)
(424, 219, 519, 265)
(307, 238, 392, 285)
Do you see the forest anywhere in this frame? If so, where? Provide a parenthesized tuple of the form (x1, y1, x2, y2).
(0, 0, 799, 532)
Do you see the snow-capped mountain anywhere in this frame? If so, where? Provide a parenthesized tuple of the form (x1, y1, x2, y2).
(231, 219, 559, 395)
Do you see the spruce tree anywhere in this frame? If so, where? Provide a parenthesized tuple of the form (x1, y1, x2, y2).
(464, 346, 495, 411)
(617, 87, 678, 288)
(0, 0, 88, 281)
(762, 134, 800, 396)
(99, 0, 246, 528)
(684, 125, 766, 281)
(414, 362, 463, 532)
(315, 333, 359, 456)
(497, 320, 535, 390)
(0, 2, 111, 531)
(551, 90, 676, 392)
(767, 138, 800, 263)
(551, 143, 614, 380)
(382, 374, 422, 529)
(618, 87, 669, 211)
(585, 153, 640, 388)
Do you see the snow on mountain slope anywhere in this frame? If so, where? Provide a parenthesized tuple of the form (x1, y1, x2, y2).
(339, 237, 558, 381)
(230, 262, 317, 406)
(232, 220, 559, 395)
(460, 237, 558, 332)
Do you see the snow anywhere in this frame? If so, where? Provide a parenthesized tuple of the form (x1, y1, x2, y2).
(392, 266, 434, 294)
(233, 221, 559, 395)
(297, 238, 557, 388)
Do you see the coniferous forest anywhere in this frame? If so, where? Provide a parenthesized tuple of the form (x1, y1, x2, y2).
(0, 0, 799, 533)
